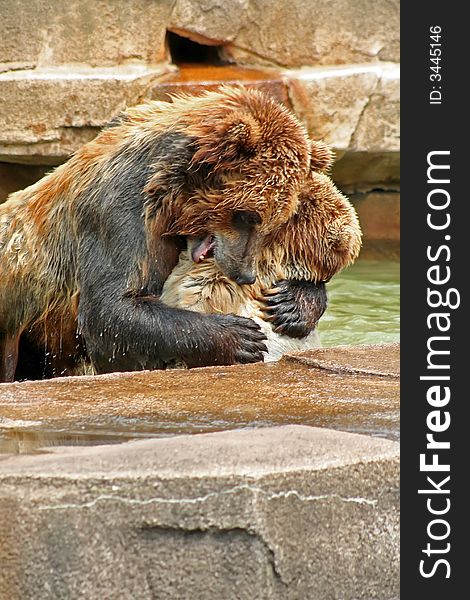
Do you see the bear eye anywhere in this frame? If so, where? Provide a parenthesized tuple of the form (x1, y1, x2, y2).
(232, 210, 262, 228)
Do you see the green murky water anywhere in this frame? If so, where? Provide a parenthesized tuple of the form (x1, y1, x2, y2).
(319, 260, 400, 347)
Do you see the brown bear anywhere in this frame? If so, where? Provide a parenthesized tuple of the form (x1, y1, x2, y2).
(160, 141, 362, 361)
(0, 86, 321, 381)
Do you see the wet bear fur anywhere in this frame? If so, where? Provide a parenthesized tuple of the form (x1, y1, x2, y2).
(0, 86, 314, 381)
(160, 140, 362, 361)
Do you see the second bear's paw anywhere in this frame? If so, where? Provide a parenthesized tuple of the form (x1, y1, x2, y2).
(262, 280, 328, 339)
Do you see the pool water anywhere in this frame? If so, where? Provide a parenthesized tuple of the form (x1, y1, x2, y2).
(319, 260, 400, 347)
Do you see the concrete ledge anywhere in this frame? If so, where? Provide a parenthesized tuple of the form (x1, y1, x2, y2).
(285, 342, 399, 377)
(0, 62, 399, 175)
(0, 344, 400, 449)
(0, 65, 172, 164)
(0, 425, 399, 599)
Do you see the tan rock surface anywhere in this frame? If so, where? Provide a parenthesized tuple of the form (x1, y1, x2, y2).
(0, 65, 172, 163)
(0, 425, 399, 599)
(0, 344, 400, 454)
(1, 0, 173, 68)
(286, 63, 399, 153)
(171, 0, 400, 68)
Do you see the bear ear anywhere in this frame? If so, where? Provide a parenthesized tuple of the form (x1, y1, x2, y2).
(309, 139, 335, 173)
(189, 112, 261, 171)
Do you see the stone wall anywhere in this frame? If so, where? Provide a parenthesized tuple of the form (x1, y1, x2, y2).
(0, 0, 400, 252)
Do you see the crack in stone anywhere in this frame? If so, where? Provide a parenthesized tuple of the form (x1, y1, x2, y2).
(248, 484, 291, 586)
(224, 41, 289, 69)
(141, 523, 289, 587)
(349, 76, 381, 149)
(0, 63, 37, 75)
(38, 483, 378, 511)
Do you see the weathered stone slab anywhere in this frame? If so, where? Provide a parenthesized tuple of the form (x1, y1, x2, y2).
(0, 0, 400, 186)
(0, 345, 400, 451)
(288, 66, 377, 151)
(0, 63, 399, 170)
(0, 425, 400, 599)
(2, 0, 399, 72)
(286, 63, 400, 189)
(1, 0, 173, 68)
(0, 65, 172, 164)
(169, 0, 248, 46)
(350, 70, 400, 153)
(171, 0, 400, 68)
(285, 343, 399, 377)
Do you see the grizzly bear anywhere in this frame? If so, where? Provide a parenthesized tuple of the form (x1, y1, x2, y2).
(160, 141, 362, 361)
(0, 86, 321, 381)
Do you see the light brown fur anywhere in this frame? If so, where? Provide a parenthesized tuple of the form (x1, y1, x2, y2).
(261, 170, 362, 284)
(160, 247, 321, 361)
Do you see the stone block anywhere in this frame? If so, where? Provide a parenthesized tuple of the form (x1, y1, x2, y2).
(0, 0, 400, 185)
(0, 425, 399, 599)
(169, 0, 248, 45)
(352, 192, 400, 241)
(0, 65, 171, 164)
(0, 0, 173, 69)
(350, 70, 400, 153)
(170, 0, 400, 68)
(286, 63, 399, 188)
(286, 63, 399, 153)
(285, 342, 399, 377)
